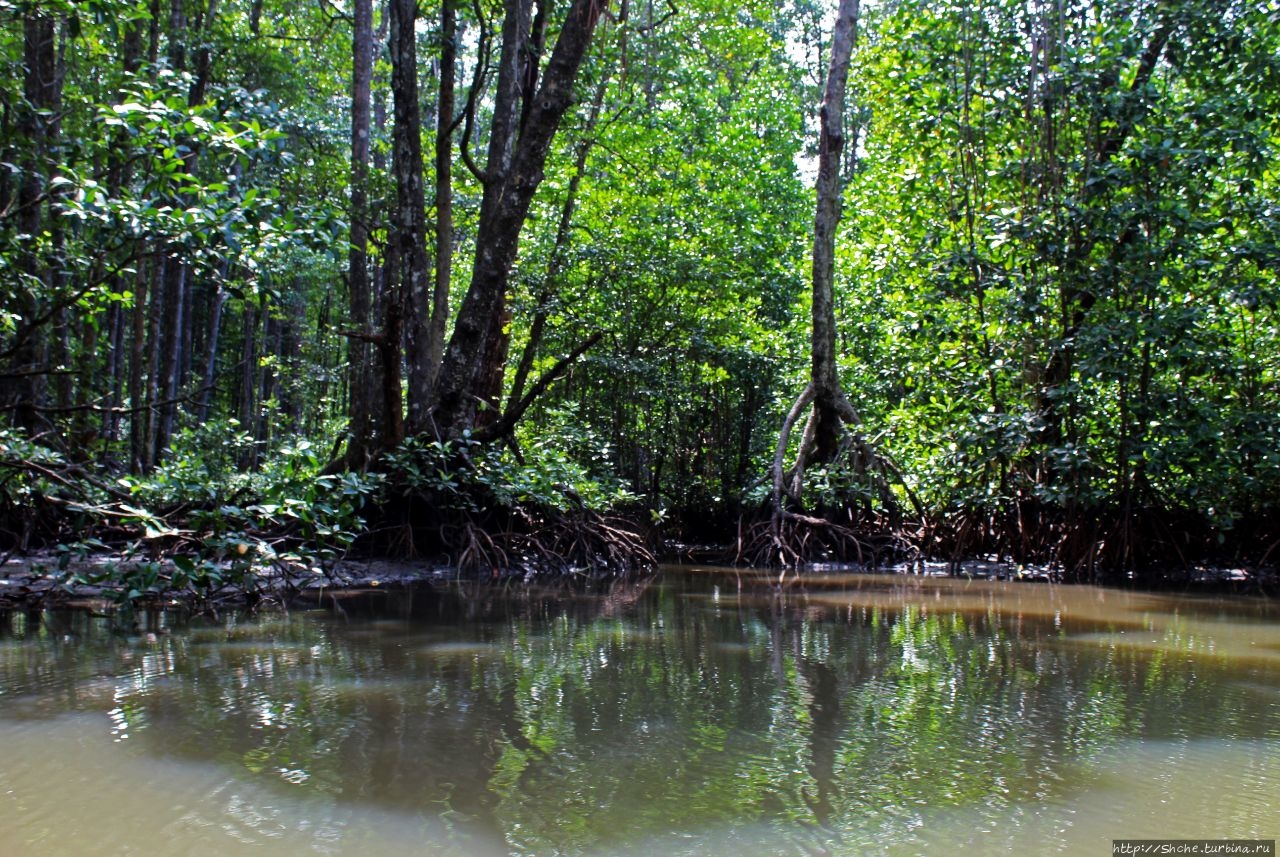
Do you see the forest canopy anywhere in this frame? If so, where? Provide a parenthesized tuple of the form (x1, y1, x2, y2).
(0, 0, 1277, 584)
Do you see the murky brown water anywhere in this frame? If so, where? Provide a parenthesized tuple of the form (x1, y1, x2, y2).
(1, 569, 1277, 856)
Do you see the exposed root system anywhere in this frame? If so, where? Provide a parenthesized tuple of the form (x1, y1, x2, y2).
(384, 492, 656, 580)
(735, 509, 914, 570)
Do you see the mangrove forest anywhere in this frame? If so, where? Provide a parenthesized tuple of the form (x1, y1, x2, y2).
(1, 0, 1279, 593)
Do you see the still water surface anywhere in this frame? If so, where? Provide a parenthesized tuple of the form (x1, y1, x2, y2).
(1, 568, 1278, 856)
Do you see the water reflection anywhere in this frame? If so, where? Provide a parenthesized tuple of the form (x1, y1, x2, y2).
(1, 569, 1278, 856)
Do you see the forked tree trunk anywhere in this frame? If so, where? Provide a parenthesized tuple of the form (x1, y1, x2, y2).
(771, 0, 861, 519)
(466, 0, 533, 431)
(429, 0, 608, 440)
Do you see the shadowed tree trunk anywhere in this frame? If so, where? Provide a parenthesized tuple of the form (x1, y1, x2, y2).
(505, 73, 610, 416)
(424, 0, 457, 399)
(461, 0, 532, 432)
(429, 0, 609, 440)
(390, 0, 427, 441)
(4, 9, 59, 436)
(345, 0, 378, 463)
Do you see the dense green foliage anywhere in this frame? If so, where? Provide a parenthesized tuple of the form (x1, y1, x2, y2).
(0, 0, 1277, 582)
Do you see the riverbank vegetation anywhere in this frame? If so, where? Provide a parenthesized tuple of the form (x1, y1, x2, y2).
(1, 0, 1277, 593)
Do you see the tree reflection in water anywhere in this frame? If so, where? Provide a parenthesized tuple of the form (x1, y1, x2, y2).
(1, 569, 1278, 855)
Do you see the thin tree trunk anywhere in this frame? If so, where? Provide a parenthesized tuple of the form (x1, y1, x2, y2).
(807, 0, 860, 465)
(768, 0, 875, 542)
(129, 255, 150, 473)
(506, 74, 609, 414)
(103, 302, 124, 446)
(424, 0, 457, 396)
(156, 254, 186, 454)
(49, 17, 71, 423)
(143, 258, 164, 471)
(196, 277, 228, 424)
(238, 297, 259, 470)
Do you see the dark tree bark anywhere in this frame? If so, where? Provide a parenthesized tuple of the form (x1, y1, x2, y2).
(424, 0, 457, 398)
(237, 296, 259, 470)
(196, 258, 231, 425)
(142, 259, 164, 471)
(505, 74, 610, 417)
(128, 256, 150, 473)
(390, 0, 431, 438)
(345, 0, 378, 463)
(4, 10, 59, 435)
(469, 0, 534, 430)
(430, 0, 609, 440)
(155, 253, 186, 453)
(806, 0, 860, 464)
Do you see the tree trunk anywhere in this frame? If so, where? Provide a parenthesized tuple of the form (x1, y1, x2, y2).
(143, 258, 164, 471)
(5, 10, 59, 435)
(237, 297, 259, 470)
(390, 0, 431, 437)
(346, 0, 377, 463)
(128, 255, 150, 473)
(196, 279, 227, 424)
(468, 0, 533, 429)
(155, 253, 186, 454)
(430, 0, 609, 439)
(807, 0, 860, 466)
(424, 0, 457, 397)
(769, 0, 875, 538)
(506, 74, 609, 414)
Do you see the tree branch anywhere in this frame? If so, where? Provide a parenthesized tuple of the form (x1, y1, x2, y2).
(473, 331, 602, 442)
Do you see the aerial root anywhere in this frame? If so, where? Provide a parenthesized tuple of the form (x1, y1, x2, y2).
(439, 505, 655, 578)
(735, 510, 910, 570)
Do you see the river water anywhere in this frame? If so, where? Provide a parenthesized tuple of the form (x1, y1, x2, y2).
(1, 568, 1277, 856)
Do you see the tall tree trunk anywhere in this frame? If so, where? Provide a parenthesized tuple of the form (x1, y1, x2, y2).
(468, 0, 534, 429)
(128, 255, 150, 473)
(346, 0, 377, 463)
(143, 259, 165, 471)
(768, 0, 882, 541)
(196, 273, 228, 424)
(5, 10, 59, 435)
(390, 0, 431, 437)
(424, 0, 457, 397)
(506, 74, 610, 414)
(430, 0, 609, 439)
(807, 0, 860, 465)
(48, 22, 71, 426)
(237, 297, 259, 470)
(155, 254, 186, 454)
